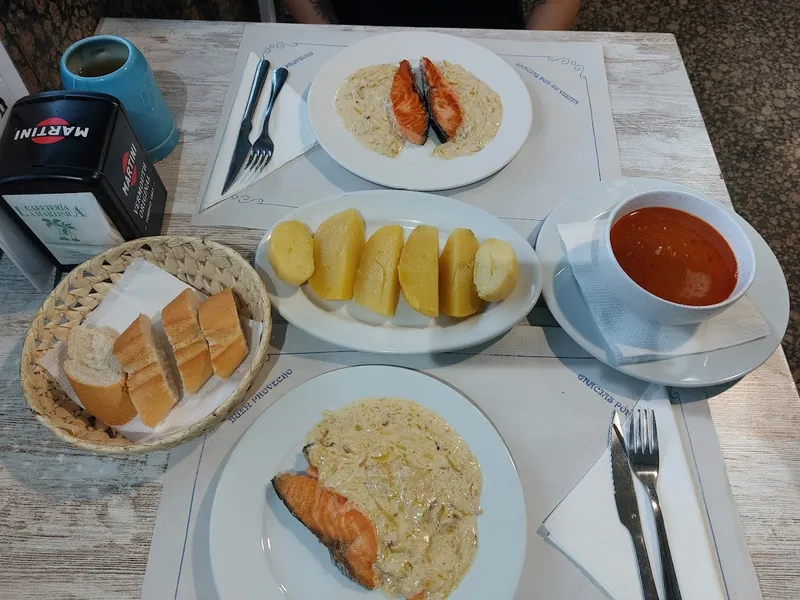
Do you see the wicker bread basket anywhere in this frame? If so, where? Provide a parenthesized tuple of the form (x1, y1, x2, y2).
(20, 236, 272, 455)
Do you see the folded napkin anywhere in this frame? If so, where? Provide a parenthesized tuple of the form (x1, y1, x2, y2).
(539, 385, 727, 600)
(558, 219, 771, 365)
(199, 52, 318, 212)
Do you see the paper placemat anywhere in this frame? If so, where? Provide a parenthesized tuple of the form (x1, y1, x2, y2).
(139, 323, 762, 600)
(192, 26, 621, 239)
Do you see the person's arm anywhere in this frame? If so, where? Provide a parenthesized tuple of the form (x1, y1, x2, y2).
(525, 0, 579, 30)
(284, 0, 338, 24)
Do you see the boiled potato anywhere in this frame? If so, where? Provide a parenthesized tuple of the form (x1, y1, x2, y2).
(398, 225, 439, 318)
(473, 238, 519, 302)
(439, 228, 483, 318)
(267, 220, 315, 286)
(307, 209, 365, 300)
(354, 225, 405, 317)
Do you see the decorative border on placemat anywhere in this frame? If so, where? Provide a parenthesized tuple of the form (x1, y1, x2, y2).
(502, 53, 601, 182)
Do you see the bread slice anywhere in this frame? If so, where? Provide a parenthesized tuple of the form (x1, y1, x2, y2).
(473, 238, 519, 302)
(162, 289, 214, 394)
(198, 288, 248, 379)
(112, 314, 181, 427)
(63, 326, 137, 426)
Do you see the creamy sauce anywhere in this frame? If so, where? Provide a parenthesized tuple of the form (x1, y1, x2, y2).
(335, 61, 503, 161)
(335, 64, 405, 158)
(433, 62, 503, 160)
(306, 398, 482, 600)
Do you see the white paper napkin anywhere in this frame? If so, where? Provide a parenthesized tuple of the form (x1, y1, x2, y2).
(558, 219, 771, 365)
(38, 259, 263, 443)
(539, 385, 727, 600)
(199, 52, 318, 212)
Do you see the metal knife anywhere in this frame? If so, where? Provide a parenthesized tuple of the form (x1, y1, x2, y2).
(610, 411, 660, 600)
(222, 59, 270, 195)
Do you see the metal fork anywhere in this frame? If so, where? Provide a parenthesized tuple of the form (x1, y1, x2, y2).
(626, 409, 682, 600)
(238, 67, 289, 187)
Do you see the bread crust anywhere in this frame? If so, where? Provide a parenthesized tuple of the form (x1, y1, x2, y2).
(64, 370, 137, 427)
(113, 314, 180, 427)
(162, 289, 213, 394)
(63, 326, 137, 427)
(198, 288, 249, 379)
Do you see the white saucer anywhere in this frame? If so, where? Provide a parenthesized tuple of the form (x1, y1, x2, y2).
(536, 178, 789, 387)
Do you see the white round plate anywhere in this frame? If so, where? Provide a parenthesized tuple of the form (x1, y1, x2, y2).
(254, 190, 542, 354)
(536, 177, 789, 387)
(209, 365, 527, 600)
(307, 31, 532, 191)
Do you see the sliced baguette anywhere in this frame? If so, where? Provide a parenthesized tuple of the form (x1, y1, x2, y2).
(63, 326, 137, 426)
(112, 314, 181, 427)
(198, 288, 248, 379)
(162, 289, 213, 394)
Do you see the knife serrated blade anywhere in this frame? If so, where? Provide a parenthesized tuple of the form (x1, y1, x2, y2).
(610, 411, 660, 600)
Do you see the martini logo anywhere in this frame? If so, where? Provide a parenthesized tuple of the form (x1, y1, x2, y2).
(14, 117, 89, 144)
(122, 144, 138, 196)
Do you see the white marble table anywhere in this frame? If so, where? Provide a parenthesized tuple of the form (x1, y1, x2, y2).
(0, 19, 798, 599)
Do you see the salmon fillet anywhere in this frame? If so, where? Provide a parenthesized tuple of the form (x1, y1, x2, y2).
(272, 473, 378, 589)
(389, 60, 429, 145)
(420, 57, 463, 143)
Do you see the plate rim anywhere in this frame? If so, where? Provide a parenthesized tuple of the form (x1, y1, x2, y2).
(536, 177, 790, 387)
(306, 30, 533, 191)
(255, 189, 543, 355)
(208, 364, 528, 600)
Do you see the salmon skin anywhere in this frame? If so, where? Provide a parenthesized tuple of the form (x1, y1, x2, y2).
(272, 473, 379, 589)
(389, 60, 429, 145)
(276, 451, 430, 599)
(420, 57, 463, 143)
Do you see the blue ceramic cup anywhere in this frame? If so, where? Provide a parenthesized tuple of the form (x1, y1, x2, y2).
(60, 35, 178, 162)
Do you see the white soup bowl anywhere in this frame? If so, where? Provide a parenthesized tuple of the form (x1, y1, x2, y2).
(597, 189, 756, 325)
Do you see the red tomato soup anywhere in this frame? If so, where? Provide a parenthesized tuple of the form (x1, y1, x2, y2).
(610, 207, 738, 306)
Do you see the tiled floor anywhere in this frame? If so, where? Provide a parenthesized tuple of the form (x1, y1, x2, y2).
(568, 0, 800, 387)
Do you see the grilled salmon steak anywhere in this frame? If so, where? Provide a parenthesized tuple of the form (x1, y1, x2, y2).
(389, 60, 429, 145)
(272, 473, 378, 589)
(420, 57, 463, 143)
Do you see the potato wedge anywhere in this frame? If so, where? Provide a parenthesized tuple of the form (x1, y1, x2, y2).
(308, 209, 365, 300)
(473, 238, 518, 302)
(398, 225, 439, 318)
(354, 225, 405, 317)
(439, 228, 482, 318)
(267, 220, 315, 286)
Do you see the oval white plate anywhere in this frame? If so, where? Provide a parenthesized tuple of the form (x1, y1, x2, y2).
(307, 31, 532, 191)
(536, 177, 790, 387)
(254, 190, 542, 354)
(209, 365, 527, 600)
